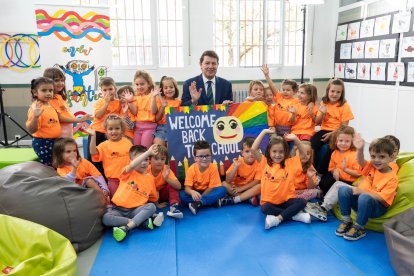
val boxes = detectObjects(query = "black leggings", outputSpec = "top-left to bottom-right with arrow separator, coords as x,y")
261,198 -> 306,221
311,130 -> 332,174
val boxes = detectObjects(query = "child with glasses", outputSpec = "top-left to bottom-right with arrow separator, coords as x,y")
179,140 -> 227,215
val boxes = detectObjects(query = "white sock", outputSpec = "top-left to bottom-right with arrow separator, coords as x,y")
234,196 -> 241,203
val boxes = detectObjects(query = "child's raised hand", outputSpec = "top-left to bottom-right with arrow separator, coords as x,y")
287,106 -> 296,114
33,101 -> 44,117
319,104 -> 327,114
353,133 -> 365,150
104,92 -> 111,103
85,128 -> 96,136
261,64 -> 269,76
340,158 -> 347,170
148,144 -> 159,156
151,87 -> 162,98
70,158 -> 80,168
80,114 -> 93,122
333,169 -> 340,181
232,157 -> 241,168
262,128 -> 275,135
162,165 -> 171,179
307,166 -> 317,178
284,133 -> 298,142
124,91 -> 134,102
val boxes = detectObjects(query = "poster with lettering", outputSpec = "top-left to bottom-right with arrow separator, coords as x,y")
166,102 -> 269,181
35,4 -> 111,138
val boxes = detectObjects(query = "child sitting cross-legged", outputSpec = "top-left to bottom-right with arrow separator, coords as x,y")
102,144 -> 163,242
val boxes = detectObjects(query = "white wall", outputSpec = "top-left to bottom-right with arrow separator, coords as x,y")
0,0 -> 337,84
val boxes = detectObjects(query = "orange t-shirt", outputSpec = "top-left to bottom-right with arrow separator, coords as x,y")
49,94 -> 75,120
184,163 -> 222,191
148,164 -> 180,191
226,155 -> 266,187
111,169 -> 158,208
26,102 -> 61,138
57,158 -> 101,185
318,102 -> 354,131
260,155 -> 301,205
90,99 -> 121,133
328,150 -> 362,183
273,94 -> 298,127
132,94 -> 161,122
267,103 -> 276,127
158,98 -> 181,125
291,104 -> 318,136
91,137 -> 132,178
293,164 -> 317,190
358,161 -> 398,207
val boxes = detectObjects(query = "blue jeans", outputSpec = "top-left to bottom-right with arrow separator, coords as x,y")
180,186 -> 227,206
261,198 -> 307,220
338,185 -> 388,226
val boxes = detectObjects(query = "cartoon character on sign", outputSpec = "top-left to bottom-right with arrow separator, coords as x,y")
94,66 -> 108,90
213,116 -> 244,144
57,60 -> 95,93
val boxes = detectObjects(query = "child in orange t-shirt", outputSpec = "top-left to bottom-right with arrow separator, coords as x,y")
148,145 -> 183,218
244,80 -> 265,102
53,138 -> 109,203
88,115 -> 133,197
251,128 -> 311,230
180,140 -> 227,215
220,137 -> 264,206
102,144 -> 162,242
44,67 -> 92,138
132,70 -> 159,147
263,86 -> 276,128
336,135 -> 398,241
117,85 -> 136,141
311,78 -> 354,174
153,76 -> 182,146
26,77 -> 61,166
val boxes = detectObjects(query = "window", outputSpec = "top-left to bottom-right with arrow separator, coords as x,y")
214,0 -> 304,67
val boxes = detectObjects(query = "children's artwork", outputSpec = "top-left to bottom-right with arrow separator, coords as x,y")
360,19 -> 375,38
357,63 -> 371,80
336,24 -> 348,41
352,41 -> 365,59
340,43 -> 352,59
364,40 -> 380,59
334,63 -> 345,78
374,15 -> 391,36
347,22 -> 360,40
387,62 -> 405,82
379,39 -> 397,59
407,62 -> 414,82
392,11 -> 411,33
344,63 -> 357,79
371,63 -> 386,81
401,36 -> 414,58
166,102 -> 268,180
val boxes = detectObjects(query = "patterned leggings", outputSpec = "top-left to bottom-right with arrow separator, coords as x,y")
32,137 -> 55,167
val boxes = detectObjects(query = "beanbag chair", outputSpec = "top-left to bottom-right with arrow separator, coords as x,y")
0,161 -> 106,252
0,214 -> 77,275
333,153 -> 414,232
384,207 -> 414,275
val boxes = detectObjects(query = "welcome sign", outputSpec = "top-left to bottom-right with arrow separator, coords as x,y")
166,102 -> 268,181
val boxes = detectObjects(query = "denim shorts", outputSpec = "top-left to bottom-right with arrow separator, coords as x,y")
154,124 -> 167,141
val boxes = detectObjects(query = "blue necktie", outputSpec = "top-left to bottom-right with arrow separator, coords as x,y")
206,80 -> 214,105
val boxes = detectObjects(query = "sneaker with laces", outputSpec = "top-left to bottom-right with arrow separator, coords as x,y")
249,195 -> 259,206
343,225 -> 366,241
219,196 -> 235,206
265,215 -> 281,230
153,212 -> 164,227
335,221 -> 353,236
189,202 -> 201,215
167,204 -> 184,219
113,226 -> 127,242
304,202 -> 327,222
292,211 -> 311,223
140,218 -> 154,230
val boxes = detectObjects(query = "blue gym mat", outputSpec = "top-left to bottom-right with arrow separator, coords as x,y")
90,204 -> 395,275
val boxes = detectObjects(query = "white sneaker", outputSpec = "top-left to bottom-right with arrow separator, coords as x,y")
292,211 -> 311,224
265,215 -> 280,229
153,212 -> 164,227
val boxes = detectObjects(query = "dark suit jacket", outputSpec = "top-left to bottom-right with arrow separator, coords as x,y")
181,74 -> 233,106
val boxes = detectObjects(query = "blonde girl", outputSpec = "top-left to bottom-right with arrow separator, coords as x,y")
244,80 -> 265,102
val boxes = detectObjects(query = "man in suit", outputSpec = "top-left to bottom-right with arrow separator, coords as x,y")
181,50 -> 233,106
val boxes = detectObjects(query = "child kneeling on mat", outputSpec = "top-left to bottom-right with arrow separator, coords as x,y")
102,144 -> 163,242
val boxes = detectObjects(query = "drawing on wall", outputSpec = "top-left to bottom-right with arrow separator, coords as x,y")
392,11 -> 411,33
387,62 -> 405,82
374,15 -> 391,36
352,41 -> 365,59
357,63 -> 371,80
407,62 -> 414,82
335,63 -> 345,78
364,40 -> 380,59
347,22 -> 360,40
336,24 -> 348,41
340,43 -> 352,59
370,63 -> 386,81
360,19 -> 375,38
401,36 -> 414,58
379,39 -> 397,59
345,63 -> 357,79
